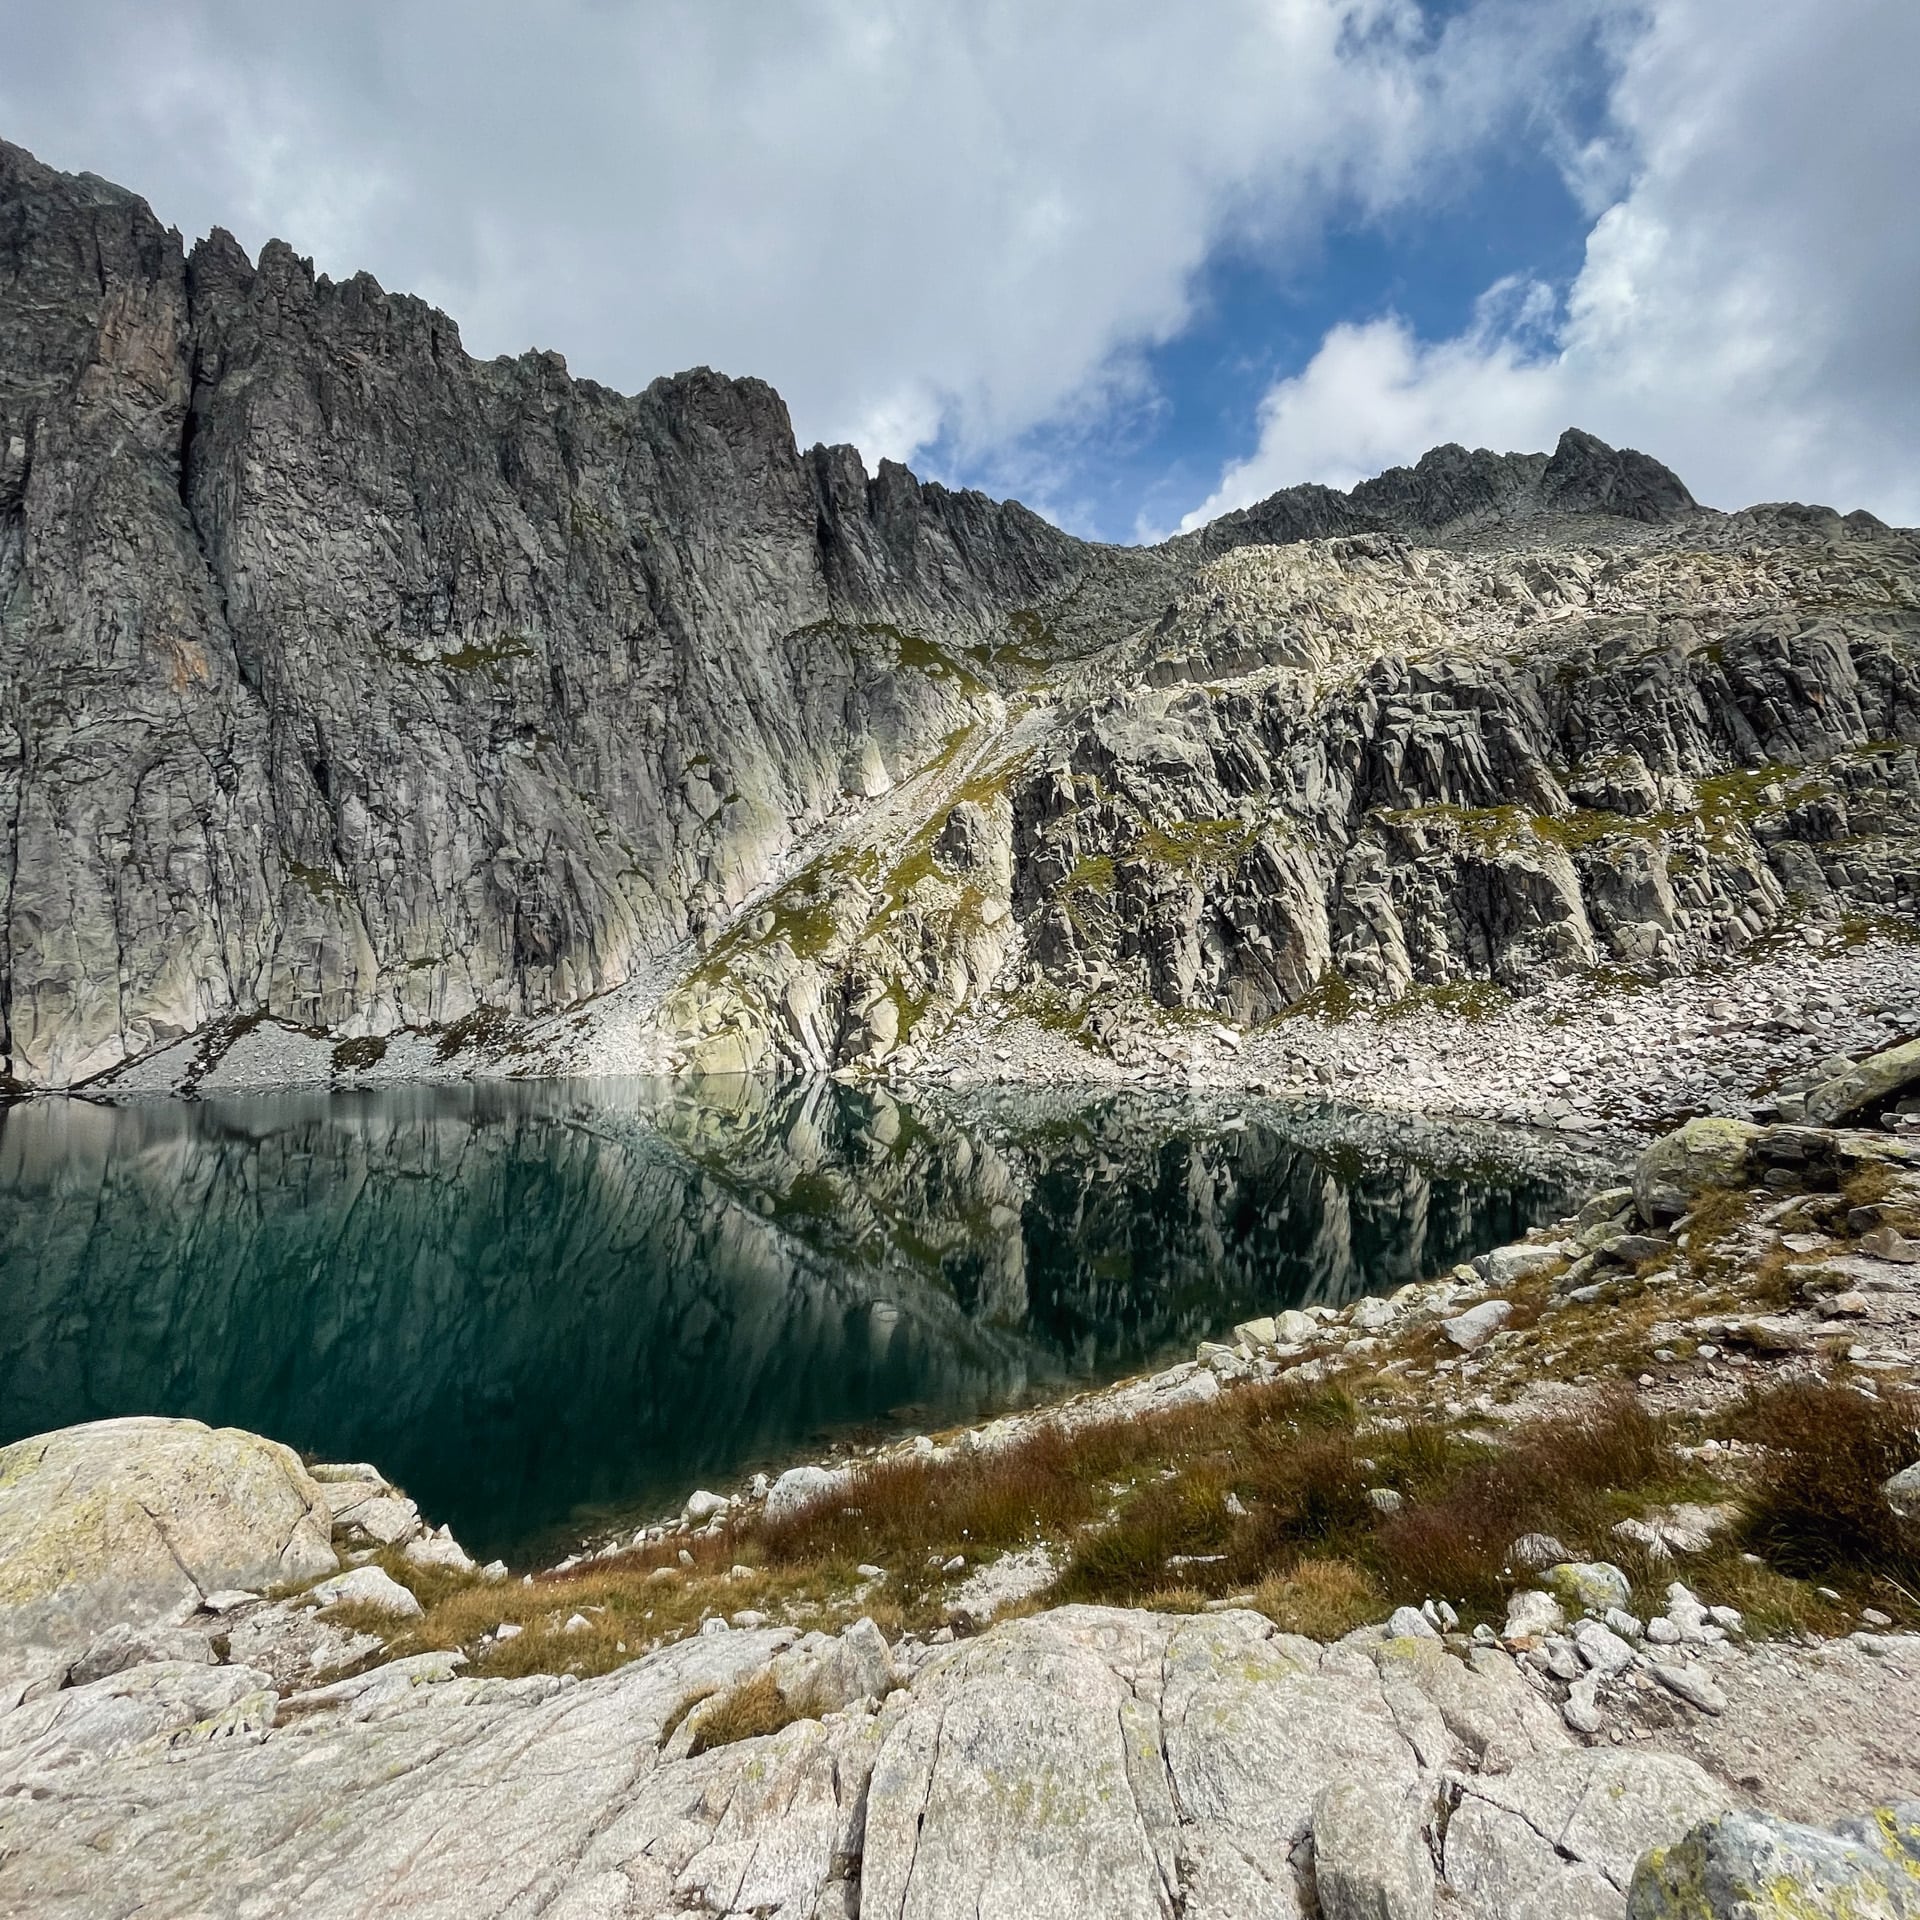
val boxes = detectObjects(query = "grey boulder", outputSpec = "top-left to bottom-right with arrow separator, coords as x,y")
1628,1804 -> 1920,1917
308,1566 -> 424,1620
763,1464 -> 854,1524
1803,1040 -> 1920,1128
0,1418 -> 337,1662
1633,1119 -> 1758,1225
1442,1300 -> 1514,1351
1884,1463 -> 1920,1523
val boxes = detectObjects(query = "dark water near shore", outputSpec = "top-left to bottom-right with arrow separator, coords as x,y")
0,1078 -> 1591,1560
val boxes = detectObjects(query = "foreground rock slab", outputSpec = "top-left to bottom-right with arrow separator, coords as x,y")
1629,1804 -> 1920,1918
11,1597 -> 1905,1920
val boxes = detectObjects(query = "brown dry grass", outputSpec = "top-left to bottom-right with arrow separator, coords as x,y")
687,1671 -> 808,1755
1841,1162 -> 1901,1215
321,1552 -> 862,1682
303,1244 -> 1920,1681
1253,1558 -> 1384,1638
1045,1388 -> 1703,1621
1734,1380 -> 1920,1606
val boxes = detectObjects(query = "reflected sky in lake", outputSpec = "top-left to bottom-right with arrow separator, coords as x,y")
0,1078 -> 1592,1559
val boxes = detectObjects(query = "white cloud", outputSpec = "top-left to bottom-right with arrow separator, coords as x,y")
1184,0 -> 1920,529
0,0 -> 1610,475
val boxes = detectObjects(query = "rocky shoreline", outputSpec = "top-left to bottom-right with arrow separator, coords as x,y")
921,929 -> 1920,1138
6,1046 -> 1920,1916
58,930 -> 1916,1166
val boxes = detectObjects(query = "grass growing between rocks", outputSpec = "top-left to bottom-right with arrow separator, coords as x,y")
1732,1381 -> 1920,1602
315,1361 -> 1920,1684
323,1555 -> 868,1682
1045,1388 -> 1708,1625
684,1671 -> 809,1755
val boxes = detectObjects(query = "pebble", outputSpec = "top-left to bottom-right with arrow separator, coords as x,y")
1652,1662 -> 1728,1715
1563,1674 -> 1606,1734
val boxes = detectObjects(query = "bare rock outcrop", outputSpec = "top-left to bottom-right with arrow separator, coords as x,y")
8,1580 -> 1915,1920
16,136 -> 1911,1093
0,1417 -> 336,1669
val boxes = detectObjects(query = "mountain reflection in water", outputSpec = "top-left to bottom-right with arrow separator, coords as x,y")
0,1078 -> 1594,1559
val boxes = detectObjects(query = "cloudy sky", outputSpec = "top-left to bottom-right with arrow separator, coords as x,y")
3,0 -> 1914,539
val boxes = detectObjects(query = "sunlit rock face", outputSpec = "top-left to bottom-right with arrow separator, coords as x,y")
0,1081 -> 1580,1555
5,135 -> 1913,1090
0,139 -> 1070,1088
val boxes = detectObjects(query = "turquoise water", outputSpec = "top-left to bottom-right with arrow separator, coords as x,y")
0,1078 -> 1585,1561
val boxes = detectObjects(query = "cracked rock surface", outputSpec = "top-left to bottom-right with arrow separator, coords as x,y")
4,1594 -> 1916,1919
0,1418 -> 336,1673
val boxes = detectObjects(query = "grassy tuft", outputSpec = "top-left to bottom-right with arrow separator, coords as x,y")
1045,1384 -> 1686,1620
1253,1558 -> 1383,1638
687,1671 -> 808,1755
1736,1381 -> 1920,1599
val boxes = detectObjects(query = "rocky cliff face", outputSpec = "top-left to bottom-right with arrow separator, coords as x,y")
3,136 -> 1915,1092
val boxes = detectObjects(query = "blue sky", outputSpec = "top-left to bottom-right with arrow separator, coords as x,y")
4,0 -> 1916,537
934,132 -> 1605,539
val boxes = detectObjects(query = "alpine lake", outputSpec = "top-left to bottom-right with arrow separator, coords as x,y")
0,1078 -> 1601,1563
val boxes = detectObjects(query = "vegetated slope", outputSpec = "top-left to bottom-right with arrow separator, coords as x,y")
1,133 -> 1914,1091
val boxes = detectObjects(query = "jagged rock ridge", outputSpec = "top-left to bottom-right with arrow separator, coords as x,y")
1,135 -> 1913,1091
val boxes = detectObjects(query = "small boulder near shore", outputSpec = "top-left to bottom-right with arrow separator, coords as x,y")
1633,1117 -> 1759,1224
0,1417 -> 337,1663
